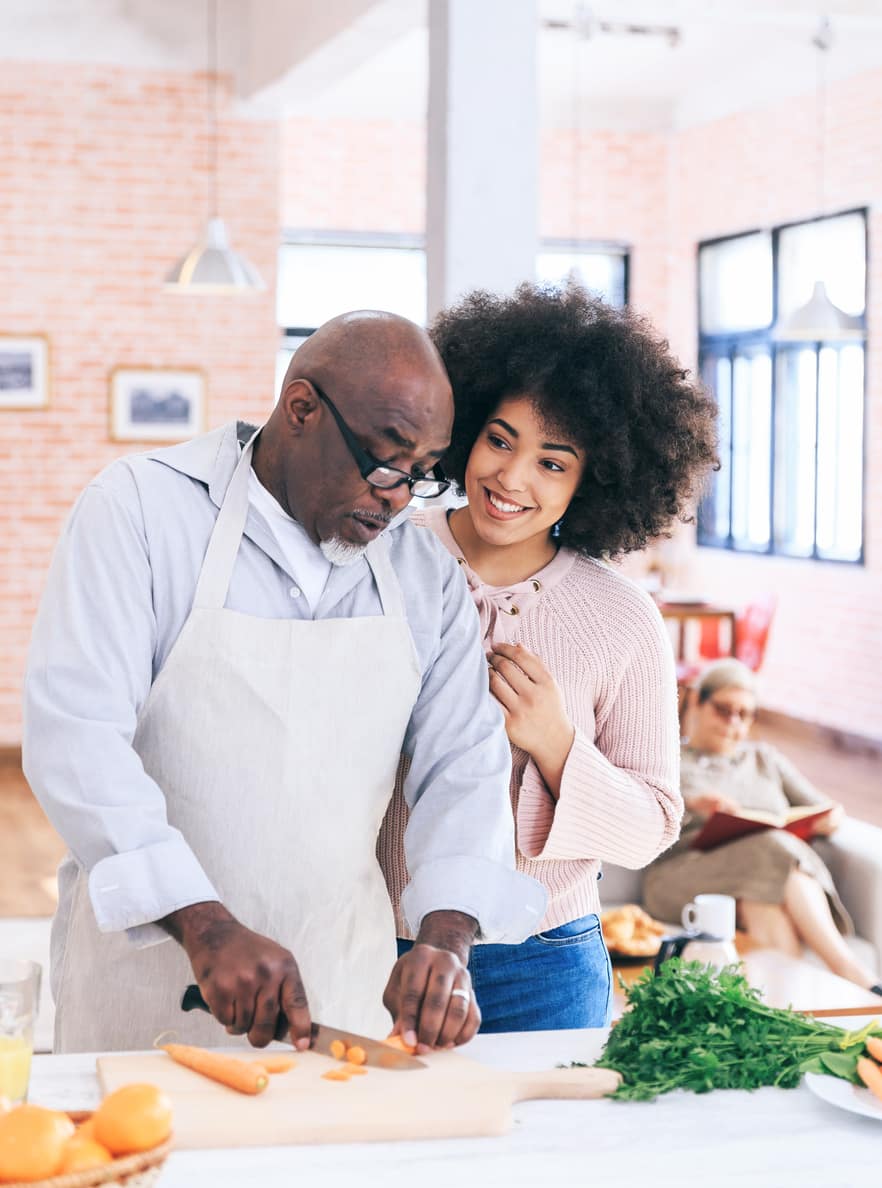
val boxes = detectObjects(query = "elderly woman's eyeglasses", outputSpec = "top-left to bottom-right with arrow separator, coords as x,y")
309,381 -> 450,499
708,698 -> 756,725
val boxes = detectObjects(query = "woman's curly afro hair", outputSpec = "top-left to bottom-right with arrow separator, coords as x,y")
431,281 -> 719,558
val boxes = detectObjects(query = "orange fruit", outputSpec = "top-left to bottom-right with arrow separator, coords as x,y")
75,1115 -> 97,1140
59,1134 -> 113,1172
0,1103 -> 76,1181
93,1083 -> 172,1156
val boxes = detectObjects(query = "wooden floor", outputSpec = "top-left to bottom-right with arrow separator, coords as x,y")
1,717 -> 880,918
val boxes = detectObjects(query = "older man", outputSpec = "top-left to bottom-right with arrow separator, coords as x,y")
23,312 -> 545,1054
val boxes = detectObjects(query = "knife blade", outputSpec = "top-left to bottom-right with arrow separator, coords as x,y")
181,983 -> 427,1071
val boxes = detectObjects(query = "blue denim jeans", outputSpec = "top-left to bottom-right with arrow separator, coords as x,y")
397,913 -> 613,1032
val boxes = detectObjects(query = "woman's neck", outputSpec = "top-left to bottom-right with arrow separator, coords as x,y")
448,505 -> 558,586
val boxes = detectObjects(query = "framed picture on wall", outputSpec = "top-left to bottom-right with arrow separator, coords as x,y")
109,368 -> 205,442
0,335 -> 49,409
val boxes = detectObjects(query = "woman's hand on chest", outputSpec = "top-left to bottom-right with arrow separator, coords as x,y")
488,642 -> 575,795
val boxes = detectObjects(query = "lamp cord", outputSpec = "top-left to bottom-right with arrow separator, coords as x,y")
208,0 -> 219,218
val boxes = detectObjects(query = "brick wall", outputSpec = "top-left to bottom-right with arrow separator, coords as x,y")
0,64 -> 280,745
2,61 -> 880,745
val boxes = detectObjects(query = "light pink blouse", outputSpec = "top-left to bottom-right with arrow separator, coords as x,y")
377,507 -> 683,935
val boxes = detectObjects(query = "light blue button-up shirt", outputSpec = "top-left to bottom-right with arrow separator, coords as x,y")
23,423 -> 546,947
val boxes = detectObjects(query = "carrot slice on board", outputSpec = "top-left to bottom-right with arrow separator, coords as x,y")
321,1069 -> 352,1082
345,1046 -> 367,1066
329,1040 -> 347,1061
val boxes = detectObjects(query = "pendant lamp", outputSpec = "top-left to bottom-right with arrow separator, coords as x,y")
772,18 -> 862,343
165,0 -> 264,294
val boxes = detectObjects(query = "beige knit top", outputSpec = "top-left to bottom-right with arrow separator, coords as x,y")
377,508 -> 683,936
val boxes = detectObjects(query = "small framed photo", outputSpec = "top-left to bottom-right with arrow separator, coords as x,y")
0,335 -> 49,409
109,367 -> 205,442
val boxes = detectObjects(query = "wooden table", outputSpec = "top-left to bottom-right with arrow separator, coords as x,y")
656,600 -> 738,662
29,1027 -> 882,1187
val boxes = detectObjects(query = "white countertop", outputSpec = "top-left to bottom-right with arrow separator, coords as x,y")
30,1026 -> 881,1188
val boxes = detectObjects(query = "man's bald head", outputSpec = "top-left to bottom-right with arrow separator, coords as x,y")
255,310 -> 453,556
282,311 -> 449,415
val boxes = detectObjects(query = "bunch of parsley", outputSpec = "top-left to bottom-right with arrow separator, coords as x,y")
589,959 -> 881,1102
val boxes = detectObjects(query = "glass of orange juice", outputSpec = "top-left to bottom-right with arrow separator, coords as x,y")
0,960 -> 41,1105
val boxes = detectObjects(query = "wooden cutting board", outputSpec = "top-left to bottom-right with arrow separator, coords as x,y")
97,1046 -> 620,1148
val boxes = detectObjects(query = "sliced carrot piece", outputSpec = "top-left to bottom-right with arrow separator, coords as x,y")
329,1039 -> 347,1061
321,1068 -> 352,1082
345,1064 -> 368,1075
384,1033 -> 417,1055
345,1045 -> 367,1066
251,1054 -> 296,1074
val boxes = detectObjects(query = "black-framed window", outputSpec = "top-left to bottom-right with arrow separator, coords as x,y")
697,210 -> 866,564
275,231 -> 630,397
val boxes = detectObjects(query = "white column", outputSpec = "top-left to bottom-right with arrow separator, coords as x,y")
426,0 -> 539,319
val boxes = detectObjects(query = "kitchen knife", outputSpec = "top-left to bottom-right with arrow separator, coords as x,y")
181,984 -> 427,1071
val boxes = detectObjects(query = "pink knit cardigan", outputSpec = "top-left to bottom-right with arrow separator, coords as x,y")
377,507 -> 683,936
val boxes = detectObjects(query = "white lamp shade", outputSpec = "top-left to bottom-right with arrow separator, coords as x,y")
772,280 -> 864,342
165,218 -> 265,294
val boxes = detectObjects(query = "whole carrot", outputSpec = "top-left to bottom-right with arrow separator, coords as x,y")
865,1035 -> 882,1063
856,1056 -> 882,1104
160,1044 -> 269,1095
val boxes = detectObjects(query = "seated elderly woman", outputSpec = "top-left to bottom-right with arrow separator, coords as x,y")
643,658 -> 881,994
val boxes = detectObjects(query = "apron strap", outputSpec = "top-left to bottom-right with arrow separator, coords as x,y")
192,429 -> 258,610
194,426 -> 409,621
365,536 -> 407,620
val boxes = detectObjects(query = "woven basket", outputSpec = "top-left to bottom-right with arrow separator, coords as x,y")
5,1113 -> 172,1188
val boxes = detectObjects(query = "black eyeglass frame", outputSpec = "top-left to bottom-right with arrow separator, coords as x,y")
307,380 -> 451,499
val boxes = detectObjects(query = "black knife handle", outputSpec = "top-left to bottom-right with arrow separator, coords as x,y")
181,984 -> 211,1014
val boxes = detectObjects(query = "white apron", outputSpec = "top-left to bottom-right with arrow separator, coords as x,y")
52,432 -> 422,1052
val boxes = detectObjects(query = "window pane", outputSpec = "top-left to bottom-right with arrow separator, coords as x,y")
536,250 -> 626,307
277,244 -> 427,329
816,345 -> 864,560
698,355 -> 732,544
777,212 -> 866,321
700,233 -> 773,334
730,352 -> 771,549
774,348 -> 817,557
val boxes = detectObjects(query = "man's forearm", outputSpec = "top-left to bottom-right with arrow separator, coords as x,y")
415,909 -> 479,966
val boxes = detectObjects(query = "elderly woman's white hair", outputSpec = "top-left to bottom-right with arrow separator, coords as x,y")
693,658 -> 758,703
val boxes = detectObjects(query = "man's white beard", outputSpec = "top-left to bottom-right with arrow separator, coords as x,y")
319,535 -> 368,567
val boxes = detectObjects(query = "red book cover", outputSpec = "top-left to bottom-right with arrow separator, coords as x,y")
690,805 -> 831,852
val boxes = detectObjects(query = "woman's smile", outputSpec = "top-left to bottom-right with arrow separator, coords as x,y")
483,486 -> 535,519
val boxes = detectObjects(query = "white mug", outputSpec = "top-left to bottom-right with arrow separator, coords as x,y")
681,893 -> 736,940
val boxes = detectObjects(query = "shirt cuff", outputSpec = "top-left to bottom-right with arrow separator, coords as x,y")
400,856 -> 547,944
87,834 -> 220,948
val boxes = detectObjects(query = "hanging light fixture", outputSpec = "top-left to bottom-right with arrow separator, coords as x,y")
772,17 -> 862,342
165,0 -> 264,294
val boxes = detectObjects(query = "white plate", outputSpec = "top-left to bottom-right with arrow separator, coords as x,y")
804,1071 -> 882,1121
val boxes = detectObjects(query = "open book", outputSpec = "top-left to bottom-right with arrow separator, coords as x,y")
690,802 -> 832,852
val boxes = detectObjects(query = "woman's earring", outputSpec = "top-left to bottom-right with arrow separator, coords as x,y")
551,519 -> 563,540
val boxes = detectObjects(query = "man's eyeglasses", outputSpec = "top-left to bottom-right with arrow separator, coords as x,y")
708,698 -> 756,725
309,381 -> 450,500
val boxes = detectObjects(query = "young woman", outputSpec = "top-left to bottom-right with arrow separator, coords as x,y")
377,282 -> 719,1033
643,658 -> 882,995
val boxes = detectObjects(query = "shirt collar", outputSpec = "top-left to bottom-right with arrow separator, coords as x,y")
144,421 -> 259,510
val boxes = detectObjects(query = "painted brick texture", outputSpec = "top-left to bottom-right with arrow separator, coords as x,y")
0,64 -> 280,745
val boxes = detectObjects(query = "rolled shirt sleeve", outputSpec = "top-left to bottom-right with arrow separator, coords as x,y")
398,548 -> 547,942
22,477 -> 219,946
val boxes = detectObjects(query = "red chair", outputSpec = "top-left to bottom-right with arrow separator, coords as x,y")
675,594 -> 777,719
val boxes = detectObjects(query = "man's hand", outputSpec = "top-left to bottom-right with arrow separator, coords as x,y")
161,902 -> 310,1050
809,801 -> 845,837
383,910 -> 480,1053
488,643 -> 574,795
685,792 -> 741,817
